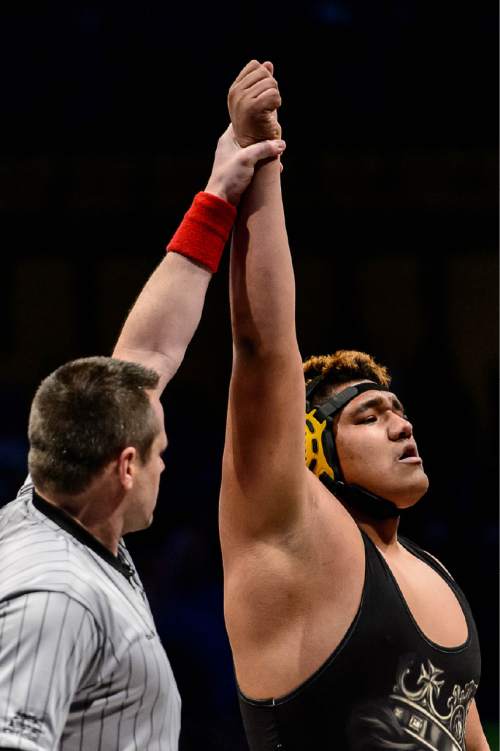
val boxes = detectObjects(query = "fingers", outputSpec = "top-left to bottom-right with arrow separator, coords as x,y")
252,86 -> 282,110
233,59 -> 262,84
229,73 -> 281,115
230,59 -> 275,94
241,138 -> 286,166
245,76 -> 280,101
240,68 -> 276,93
228,59 -> 282,148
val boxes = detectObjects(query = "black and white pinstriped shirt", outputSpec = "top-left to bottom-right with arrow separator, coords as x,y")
0,480 -> 181,750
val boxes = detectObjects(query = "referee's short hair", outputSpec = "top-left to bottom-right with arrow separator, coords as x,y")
28,356 -> 160,496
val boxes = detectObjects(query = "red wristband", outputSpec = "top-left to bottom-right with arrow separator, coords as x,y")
166,192 -> 237,274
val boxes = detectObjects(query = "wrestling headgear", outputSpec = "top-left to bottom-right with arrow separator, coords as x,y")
305,376 -> 401,519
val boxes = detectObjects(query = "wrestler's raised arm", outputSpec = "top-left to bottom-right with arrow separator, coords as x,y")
220,61 -> 307,544
113,125 -> 285,395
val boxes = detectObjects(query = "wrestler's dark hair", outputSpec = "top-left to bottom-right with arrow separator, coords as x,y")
303,350 -> 391,407
28,356 -> 160,496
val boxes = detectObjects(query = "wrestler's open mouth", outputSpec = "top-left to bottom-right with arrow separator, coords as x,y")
398,445 -> 421,463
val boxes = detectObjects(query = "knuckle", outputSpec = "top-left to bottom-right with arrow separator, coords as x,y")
238,151 -> 253,166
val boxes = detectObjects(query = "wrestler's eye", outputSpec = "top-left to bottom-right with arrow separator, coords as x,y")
360,415 -> 376,424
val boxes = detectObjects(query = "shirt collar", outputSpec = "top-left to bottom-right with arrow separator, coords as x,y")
32,490 -> 134,579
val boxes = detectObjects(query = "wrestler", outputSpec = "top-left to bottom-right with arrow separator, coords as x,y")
219,60 -> 489,751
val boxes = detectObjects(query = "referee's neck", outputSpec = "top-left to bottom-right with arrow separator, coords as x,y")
34,474 -> 127,557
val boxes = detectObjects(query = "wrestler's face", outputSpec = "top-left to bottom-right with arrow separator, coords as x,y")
334,382 -> 429,507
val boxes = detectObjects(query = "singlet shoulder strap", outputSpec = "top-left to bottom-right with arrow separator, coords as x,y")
397,535 -> 479,645
398,535 -> 455,583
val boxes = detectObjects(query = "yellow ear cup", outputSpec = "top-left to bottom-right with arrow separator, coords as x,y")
305,409 -> 335,480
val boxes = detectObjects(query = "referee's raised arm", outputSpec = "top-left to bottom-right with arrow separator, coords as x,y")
113,127 -> 285,396
0,105 -> 284,751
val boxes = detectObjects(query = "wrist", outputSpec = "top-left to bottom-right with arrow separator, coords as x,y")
204,179 -> 231,206
166,192 -> 237,274
233,121 -> 282,148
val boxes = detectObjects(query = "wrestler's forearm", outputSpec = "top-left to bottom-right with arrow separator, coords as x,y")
113,252 -> 211,394
222,154 -> 306,536
230,159 -> 298,358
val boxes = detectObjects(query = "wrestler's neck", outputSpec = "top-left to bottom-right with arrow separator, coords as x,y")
351,509 -> 400,551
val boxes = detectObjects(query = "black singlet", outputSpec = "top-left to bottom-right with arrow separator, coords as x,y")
238,530 -> 481,751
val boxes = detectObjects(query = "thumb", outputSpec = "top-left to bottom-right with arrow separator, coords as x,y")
262,61 -> 274,75
243,138 -> 286,165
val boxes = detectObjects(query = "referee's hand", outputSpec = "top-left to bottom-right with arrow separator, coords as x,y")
205,124 -> 285,206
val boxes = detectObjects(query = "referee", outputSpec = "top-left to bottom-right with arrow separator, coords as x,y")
0,128 -> 284,750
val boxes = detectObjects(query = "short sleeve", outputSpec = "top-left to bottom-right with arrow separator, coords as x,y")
0,591 -> 101,750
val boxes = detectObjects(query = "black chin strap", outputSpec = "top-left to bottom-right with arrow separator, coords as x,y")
319,473 -> 402,520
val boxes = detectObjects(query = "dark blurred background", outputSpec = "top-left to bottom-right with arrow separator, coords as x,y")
0,1 -> 498,748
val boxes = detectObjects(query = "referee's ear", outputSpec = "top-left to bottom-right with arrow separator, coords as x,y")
117,446 -> 137,491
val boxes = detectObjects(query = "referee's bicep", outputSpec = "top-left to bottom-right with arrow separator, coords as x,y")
0,591 -> 100,750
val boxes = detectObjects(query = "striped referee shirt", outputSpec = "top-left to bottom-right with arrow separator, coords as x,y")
0,479 -> 181,751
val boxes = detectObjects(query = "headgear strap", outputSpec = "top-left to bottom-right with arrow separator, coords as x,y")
311,382 -> 388,421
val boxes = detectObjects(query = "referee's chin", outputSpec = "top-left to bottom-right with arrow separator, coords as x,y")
124,513 -> 154,536
140,512 -> 155,531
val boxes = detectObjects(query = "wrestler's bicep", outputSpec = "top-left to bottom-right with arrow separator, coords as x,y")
220,348 -> 308,543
